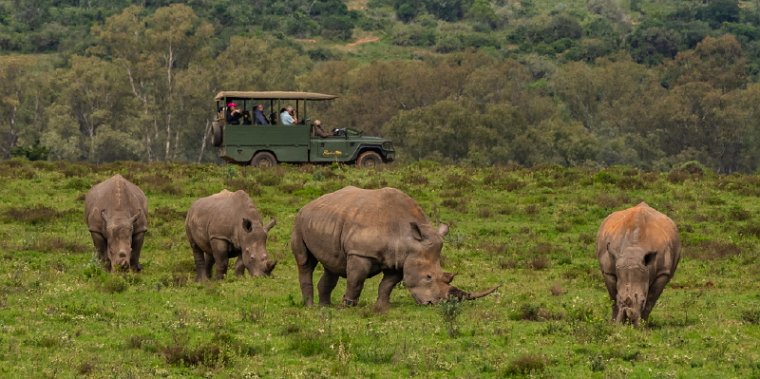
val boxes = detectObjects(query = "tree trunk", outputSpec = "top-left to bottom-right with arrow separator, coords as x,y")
197,119 -> 210,163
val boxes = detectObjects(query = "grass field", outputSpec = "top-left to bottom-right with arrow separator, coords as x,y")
0,159 -> 758,378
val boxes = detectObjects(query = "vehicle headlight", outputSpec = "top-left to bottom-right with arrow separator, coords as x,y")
382,142 -> 394,151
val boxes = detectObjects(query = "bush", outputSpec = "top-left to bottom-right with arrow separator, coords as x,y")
504,354 -> 548,375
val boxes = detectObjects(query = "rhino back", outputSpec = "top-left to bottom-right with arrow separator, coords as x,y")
186,190 -> 262,246
85,175 -> 148,232
597,202 -> 680,276
295,186 -> 429,273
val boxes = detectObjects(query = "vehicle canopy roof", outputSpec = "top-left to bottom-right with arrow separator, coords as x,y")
215,91 -> 338,101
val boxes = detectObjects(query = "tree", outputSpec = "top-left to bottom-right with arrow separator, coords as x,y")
42,56 -> 137,161
663,34 -> 746,92
699,0 -> 740,28
0,56 -> 51,158
628,26 -> 682,65
92,4 -> 213,161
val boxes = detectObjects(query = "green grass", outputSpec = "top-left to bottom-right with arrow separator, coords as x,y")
0,159 -> 758,377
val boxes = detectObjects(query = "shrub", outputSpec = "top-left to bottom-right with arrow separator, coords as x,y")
504,354 -> 547,375
440,299 -> 462,337
99,276 -> 128,293
741,309 -> 760,324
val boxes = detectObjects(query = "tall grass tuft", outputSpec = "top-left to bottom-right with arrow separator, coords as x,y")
504,353 -> 547,376
440,299 -> 462,337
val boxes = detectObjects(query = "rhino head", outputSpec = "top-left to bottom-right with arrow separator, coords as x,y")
613,246 -> 657,326
101,209 -> 140,271
235,217 -> 277,277
403,223 -> 498,304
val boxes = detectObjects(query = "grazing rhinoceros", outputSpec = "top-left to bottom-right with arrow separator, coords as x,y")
596,202 -> 681,325
185,189 -> 276,281
84,174 -> 148,272
291,186 -> 498,307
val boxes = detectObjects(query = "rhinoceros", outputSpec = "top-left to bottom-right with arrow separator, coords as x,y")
291,186 -> 498,307
84,174 -> 148,272
185,189 -> 276,281
596,202 -> 681,325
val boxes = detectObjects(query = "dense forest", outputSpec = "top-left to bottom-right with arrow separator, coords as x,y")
2,0 -> 760,172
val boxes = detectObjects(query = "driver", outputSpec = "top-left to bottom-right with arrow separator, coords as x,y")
312,119 -> 332,138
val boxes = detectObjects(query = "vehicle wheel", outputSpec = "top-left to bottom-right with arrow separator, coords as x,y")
211,121 -> 223,147
251,152 -> 277,168
356,151 -> 383,168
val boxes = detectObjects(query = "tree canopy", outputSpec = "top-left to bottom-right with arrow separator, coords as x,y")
2,0 -> 760,172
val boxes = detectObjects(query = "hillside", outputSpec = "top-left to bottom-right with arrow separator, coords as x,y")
0,160 -> 758,376
2,1 -> 760,171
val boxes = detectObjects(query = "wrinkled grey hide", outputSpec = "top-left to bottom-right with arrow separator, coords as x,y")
291,186 -> 497,307
185,189 -> 276,281
84,174 -> 148,272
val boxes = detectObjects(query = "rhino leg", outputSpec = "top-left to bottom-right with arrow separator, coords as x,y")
603,272 -> 619,321
292,231 -> 318,306
641,275 -> 671,321
234,258 -> 246,277
204,254 -> 215,279
190,242 -> 208,281
343,255 -> 372,306
90,232 -> 110,270
210,239 -> 229,280
297,255 -> 318,306
317,270 -> 339,305
375,270 -> 403,309
130,231 -> 145,273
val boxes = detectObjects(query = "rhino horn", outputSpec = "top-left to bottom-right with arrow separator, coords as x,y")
264,218 -> 276,232
448,285 -> 500,301
265,260 -> 277,274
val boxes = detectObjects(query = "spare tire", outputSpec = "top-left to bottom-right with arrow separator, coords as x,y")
211,121 -> 223,147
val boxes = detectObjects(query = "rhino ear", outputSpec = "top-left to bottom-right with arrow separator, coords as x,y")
442,272 -> 456,284
644,251 -> 657,266
410,222 -> 425,241
100,209 -> 109,225
128,209 -> 141,224
264,218 -> 276,232
242,218 -> 253,232
437,224 -> 449,237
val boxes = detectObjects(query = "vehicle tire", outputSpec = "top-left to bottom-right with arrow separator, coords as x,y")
355,151 -> 383,168
251,152 -> 277,168
211,121 -> 223,147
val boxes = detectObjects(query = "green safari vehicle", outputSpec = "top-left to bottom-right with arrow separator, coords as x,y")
211,91 -> 395,167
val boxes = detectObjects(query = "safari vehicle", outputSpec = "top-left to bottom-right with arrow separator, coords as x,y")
211,91 -> 395,167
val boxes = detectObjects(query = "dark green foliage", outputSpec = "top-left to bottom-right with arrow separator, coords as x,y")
699,0 -> 740,28
423,0 -> 474,22
10,144 -> 49,161
629,26 -> 682,65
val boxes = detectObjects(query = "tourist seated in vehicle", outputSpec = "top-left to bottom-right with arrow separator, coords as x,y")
312,120 -> 332,138
226,102 -> 243,125
280,105 -> 298,125
253,104 -> 269,125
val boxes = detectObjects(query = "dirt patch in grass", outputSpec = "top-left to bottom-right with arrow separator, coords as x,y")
152,206 -> 186,224
686,240 -> 741,260
2,206 -> 68,225
224,178 -> 262,196
22,236 -> 90,254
